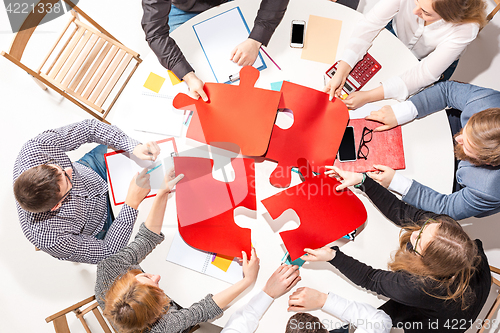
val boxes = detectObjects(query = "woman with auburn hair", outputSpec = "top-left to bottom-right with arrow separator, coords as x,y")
95,170 -> 260,333
324,0 -> 487,109
290,166 -> 491,333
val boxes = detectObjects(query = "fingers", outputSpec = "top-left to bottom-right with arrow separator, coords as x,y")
230,47 -> 237,61
198,88 -> 208,102
232,50 -> 242,65
373,164 -> 390,172
250,247 -> 258,261
335,182 -> 349,191
241,250 -> 248,263
146,141 -> 161,160
373,124 -> 392,132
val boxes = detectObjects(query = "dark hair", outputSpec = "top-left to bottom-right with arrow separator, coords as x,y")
285,313 -> 328,333
13,165 -> 62,212
103,269 -> 170,333
433,0 -> 487,28
389,215 -> 480,309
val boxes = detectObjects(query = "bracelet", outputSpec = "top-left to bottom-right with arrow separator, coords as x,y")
354,173 -> 367,189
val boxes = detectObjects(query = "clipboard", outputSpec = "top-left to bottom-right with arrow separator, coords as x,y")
104,138 -> 178,206
192,7 -> 267,84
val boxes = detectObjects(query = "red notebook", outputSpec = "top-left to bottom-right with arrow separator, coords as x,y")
333,119 -> 405,172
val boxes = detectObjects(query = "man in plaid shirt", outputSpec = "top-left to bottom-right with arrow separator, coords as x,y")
13,119 -> 160,264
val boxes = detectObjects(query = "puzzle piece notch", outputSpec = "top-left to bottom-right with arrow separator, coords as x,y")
262,158 -> 367,261
174,156 -> 256,257
265,81 -> 349,188
173,66 -> 281,156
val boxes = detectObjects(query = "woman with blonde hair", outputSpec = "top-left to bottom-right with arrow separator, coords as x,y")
325,0 -> 487,109
292,166 -> 491,333
95,170 -> 260,333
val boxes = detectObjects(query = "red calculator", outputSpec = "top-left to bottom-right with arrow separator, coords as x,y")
325,53 -> 381,96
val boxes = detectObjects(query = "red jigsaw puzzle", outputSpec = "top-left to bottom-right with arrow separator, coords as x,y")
261,158 -> 367,261
174,156 -> 256,257
172,66 -> 281,156
265,81 -> 349,188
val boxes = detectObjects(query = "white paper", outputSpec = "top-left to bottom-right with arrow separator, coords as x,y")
166,232 -> 243,284
193,7 -> 265,83
105,139 -> 177,205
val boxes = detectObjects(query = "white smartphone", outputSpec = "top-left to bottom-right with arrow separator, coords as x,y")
338,126 -> 357,162
290,20 -> 305,48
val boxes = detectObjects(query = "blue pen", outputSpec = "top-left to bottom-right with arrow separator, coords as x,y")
146,163 -> 162,174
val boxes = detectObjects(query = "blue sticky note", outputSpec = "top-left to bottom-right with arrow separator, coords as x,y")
270,81 -> 284,91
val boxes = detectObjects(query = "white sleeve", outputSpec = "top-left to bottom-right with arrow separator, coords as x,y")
391,101 -> 418,125
382,23 -> 479,100
221,291 -> 274,333
388,172 -> 413,196
321,293 -> 392,333
341,0 -> 401,68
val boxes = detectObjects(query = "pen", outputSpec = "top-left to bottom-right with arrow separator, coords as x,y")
260,47 -> 281,70
146,163 -> 162,174
229,73 -> 240,82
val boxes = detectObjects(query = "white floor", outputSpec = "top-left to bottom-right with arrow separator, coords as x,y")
1,0 -> 499,332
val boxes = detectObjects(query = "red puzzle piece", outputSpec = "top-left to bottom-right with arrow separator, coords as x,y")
261,158 -> 367,261
265,81 -> 349,188
174,156 -> 256,257
334,118 -> 405,172
172,66 -> 281,156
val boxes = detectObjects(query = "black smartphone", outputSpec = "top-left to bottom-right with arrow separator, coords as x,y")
290,20 -> 305,48
338,126 -> 357,162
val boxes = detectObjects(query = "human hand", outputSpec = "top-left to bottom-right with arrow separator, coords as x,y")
230,38 -> 262,66
242,248 -> 260,285
158,168 -> 184,195
183,71 -> 208,102
323,61 -> 351,101
324,166 -> 364,191
287,287 -> 328,312
262,265 -> 301,299
365,105 -> 397,132
343,91 -> 372,109
367,165 -> 395,188
125,168 -> 151,209
133,141 -> 161,161
300,246 -> 336,262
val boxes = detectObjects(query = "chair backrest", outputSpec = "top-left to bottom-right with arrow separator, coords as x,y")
487,0 -> 500,21
477,265 -> 500,333
45,295 -> 115,333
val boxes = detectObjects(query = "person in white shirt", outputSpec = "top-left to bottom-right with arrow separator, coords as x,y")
324,0 -> 486,109
221,265 -> 391,333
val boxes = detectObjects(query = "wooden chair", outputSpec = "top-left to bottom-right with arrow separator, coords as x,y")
488,0 -> 500,21
478,265 -> 500,333
45,295 -> 115,333
1,0 -> 141,124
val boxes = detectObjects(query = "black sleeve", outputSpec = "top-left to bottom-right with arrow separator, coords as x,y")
141,0 -> 194,79
248,0 -> 289,46
328,247 -> 438,309
362,176 -> 438,227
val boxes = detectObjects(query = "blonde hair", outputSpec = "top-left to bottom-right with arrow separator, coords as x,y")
388,216 -> 480,309
466,108 -> 500,166
432,0 -> 487,28
103,269 -> 170,333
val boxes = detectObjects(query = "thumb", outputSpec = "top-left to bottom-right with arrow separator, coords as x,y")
373,124 -> 392,132
373,164 -> 390,172
169,174 -> 185,187
335,183 -> 349,192
199,89 -> 208,102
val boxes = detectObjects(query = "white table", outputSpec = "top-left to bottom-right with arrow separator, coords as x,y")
111,0 -> 455,331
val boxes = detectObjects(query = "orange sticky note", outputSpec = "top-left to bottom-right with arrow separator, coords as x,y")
211,254 -> 234,272
168,70 -> 182,85
144,72 -> 166,93
301,15 -> 342,64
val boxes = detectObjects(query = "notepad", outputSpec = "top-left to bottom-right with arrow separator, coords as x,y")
166,232 -> 243,284
104,138 -> 178,206
193,7 -> 266,83
301,15 -> 342,64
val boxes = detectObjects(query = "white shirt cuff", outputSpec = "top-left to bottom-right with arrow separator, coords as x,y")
388,172 -> 413,196
340,49 -> 359,69
392,101 -> 418,125
381,76 -> 408,101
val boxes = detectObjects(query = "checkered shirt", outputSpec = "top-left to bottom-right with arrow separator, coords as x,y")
13,119 -> 141,264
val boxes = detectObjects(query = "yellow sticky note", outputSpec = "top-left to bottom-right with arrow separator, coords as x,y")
211,254 -> 234,272
144,72 -> 166,93
168,70 -> 182,86
301,15 -> 342,64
